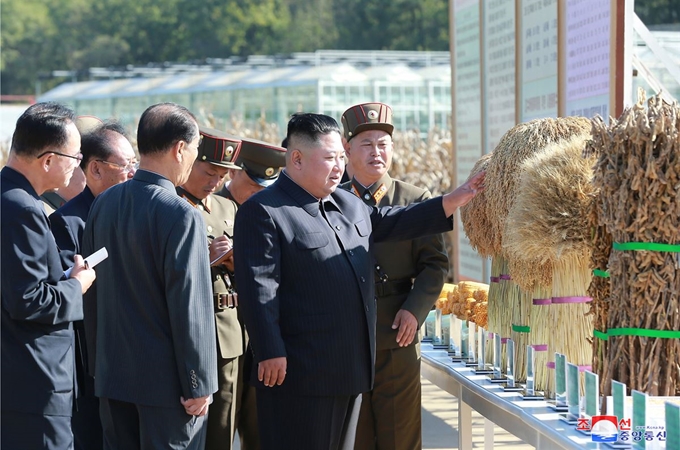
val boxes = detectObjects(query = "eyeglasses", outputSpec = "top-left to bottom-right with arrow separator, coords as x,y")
96,159 -> 138,172
36,151 -> 83,163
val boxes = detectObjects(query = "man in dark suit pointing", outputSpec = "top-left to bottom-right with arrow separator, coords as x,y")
233,113 -> 485,450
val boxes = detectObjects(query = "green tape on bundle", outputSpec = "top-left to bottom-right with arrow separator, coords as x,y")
512,324 -> 531,333
613,242 -> 680,252
594,328 -> 680,340
593,329 -> 609,340
593,269 -> 610,278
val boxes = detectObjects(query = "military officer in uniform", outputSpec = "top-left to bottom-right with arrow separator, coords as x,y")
340,102 -> 449,450
182,128 -> 286,450
177,127 -> 243,450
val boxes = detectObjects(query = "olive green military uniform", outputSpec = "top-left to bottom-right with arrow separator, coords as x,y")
342,173 -> 448,450
340,102 -> 449,450
176,187 -> 244,450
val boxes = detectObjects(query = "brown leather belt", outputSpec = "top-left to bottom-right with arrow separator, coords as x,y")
214,292 -> 238,309
375,279 -> 412,297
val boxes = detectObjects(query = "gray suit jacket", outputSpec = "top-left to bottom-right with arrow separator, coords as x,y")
82,169 -> 217,407
233,172 -> 452,397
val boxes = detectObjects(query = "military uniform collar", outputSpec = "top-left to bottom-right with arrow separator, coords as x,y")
219,183 -> 238,206
350,173 -> 392,205
176,186 -> 211,213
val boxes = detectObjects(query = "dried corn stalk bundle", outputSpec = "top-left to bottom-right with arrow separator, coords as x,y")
582,132 -> 613,392
530,285 -> 554,395
460,153 -> 495,257
592,93 -> 680,396
391,128 -> 453,196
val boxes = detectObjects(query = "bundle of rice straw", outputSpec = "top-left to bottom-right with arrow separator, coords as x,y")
590,93 -> 680,396
484,117 -> 592,385
509,134 -> 597,396
460,153 -> 495,258
529,285 -> 554,394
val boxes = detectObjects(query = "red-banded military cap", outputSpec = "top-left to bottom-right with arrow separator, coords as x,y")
197,126 -> 242,170
236,138 -> 287,187
341,102 -> 394,141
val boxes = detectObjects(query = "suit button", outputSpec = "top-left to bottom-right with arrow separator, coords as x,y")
348,250 -> 354,256
365,304 -> 369,312
360,277 -> 365,282
335,225 -> 341,230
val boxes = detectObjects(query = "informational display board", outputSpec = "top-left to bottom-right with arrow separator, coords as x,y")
453,0 -> 485,281
449,0 -> 624,283
519,0 -> 558,121
483,0 -> 516,152
564,0 -> 611,118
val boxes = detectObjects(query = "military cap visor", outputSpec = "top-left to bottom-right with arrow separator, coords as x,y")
237,138 -> 287,187
341,103 -> 394,141
197,126 -> 242,170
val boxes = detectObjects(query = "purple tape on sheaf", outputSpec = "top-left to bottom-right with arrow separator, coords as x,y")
532,344 -> 548,351
499,274 -> 512,280
501,337 -> 509,344
488,332 -> 495,339
578,365 -> 592,372
532,298 -> 552,305
546,362 -> 556,369
551,296 -> 593,304
490,276 -> 500,283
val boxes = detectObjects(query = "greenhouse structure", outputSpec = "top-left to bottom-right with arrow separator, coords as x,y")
38,50 -> 452,135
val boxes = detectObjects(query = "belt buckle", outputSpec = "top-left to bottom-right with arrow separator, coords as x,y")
216,294 -> 228,310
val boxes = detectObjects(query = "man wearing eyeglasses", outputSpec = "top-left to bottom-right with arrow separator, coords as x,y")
1,102 -> 97,449
49,119 -> 136,450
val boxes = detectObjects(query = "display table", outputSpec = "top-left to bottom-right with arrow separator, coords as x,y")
421,343 -> 603,450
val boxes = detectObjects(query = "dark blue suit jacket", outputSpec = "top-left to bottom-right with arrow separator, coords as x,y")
82,170 -> 218,407
50,187 -> 97,392
1,167 -> 83,416
50,187 -> 95,269
233,172 -> 452,397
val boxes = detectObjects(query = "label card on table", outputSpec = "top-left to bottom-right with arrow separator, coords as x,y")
632,390 -> 646,450
584,371 -> 599,418
666,402 -> 680,450
566,362 -> 579,418
555,353 -> 567,406
612,380 -> 626,421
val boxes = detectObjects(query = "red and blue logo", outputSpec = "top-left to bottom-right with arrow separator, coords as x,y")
590,415 -> 619,442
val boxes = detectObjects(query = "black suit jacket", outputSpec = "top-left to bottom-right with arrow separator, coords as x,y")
82,170 -> 218,407
50,187 -> 95,269
233,172 -> 452,397
1,167 -> 83,416
50,186 -> 97,397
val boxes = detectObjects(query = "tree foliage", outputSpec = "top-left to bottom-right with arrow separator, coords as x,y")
2,0 -> 677,95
